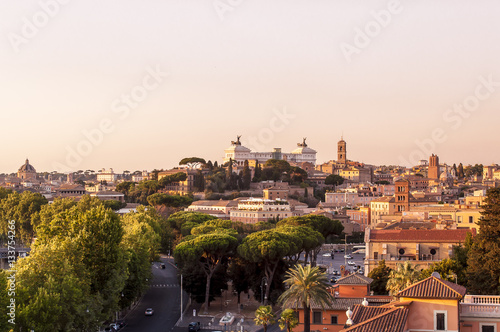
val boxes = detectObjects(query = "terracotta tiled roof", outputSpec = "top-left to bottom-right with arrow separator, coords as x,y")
310,298 -> 363,310
368,229 -> 473,243
341,305 -> 409,332
336,274 -> 373,285
296,297 -> 390,311
350,306 -> 393,324
396,276 -> 466,299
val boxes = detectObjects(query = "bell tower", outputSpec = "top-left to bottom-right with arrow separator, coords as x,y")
338,137 -> 347,165
428,154 -> 440,180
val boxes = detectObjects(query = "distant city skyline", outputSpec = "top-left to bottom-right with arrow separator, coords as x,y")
1,0 -> 499,173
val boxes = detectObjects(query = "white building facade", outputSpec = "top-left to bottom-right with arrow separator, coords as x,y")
223,136 -> 317,166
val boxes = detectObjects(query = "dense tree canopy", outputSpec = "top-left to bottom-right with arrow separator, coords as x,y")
467,188 -> 500,294
368,260 -> 392,295
174,232 -> 238,312
0,191 -> 48,246
13,196 -> 161,330
325,174 -> 344,186
238,229 -> 300,305
179,157 -> 206,167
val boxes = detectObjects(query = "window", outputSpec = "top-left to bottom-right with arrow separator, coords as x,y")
435,311 -> 446,330
330,316 -> 338,324
469,216 -> 474,223
374,252 -> 378,259
313,311 -> 322,324
457,216 -> 462,223
480,324 -> 495,332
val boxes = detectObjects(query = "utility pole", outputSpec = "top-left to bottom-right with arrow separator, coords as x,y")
344,233 -> 347,268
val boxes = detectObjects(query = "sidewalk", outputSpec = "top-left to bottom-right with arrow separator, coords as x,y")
176,282 -> 276,332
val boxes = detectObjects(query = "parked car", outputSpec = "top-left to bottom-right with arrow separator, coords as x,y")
115,320 -> 126,329
109,323 -> 121,331
188,322 -> 201,332
145,308 -> 154,316
160,263 -> 166,269
104,328 -> 116,332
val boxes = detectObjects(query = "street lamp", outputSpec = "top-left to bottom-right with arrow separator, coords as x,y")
221,289 -> 224,312
260,277 -> 268,305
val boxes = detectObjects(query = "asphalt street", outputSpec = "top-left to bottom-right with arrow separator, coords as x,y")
121,257 -> 188,332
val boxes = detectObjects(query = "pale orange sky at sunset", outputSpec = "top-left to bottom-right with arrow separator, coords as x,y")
1,0 -> 499,173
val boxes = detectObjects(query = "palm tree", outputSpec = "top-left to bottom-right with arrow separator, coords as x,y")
279,309 -> 298,332
278,264 -> 335,332
386,261 -> 421,295
254,305 -> 276,332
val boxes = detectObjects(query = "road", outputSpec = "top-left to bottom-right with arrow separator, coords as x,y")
122,256 -> 188,332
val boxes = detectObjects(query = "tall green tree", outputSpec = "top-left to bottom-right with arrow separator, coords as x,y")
194,169 -> 205,192
278,265 -> 334,332
226,158 -> 234,190
242,160 -> 252,190
467,188 -> 500,294
254,305 -> 276,332
238,229 -> 300,305
253,161 -> 262,182
174,232 -> 238,313
457,163 -> 465,178
386,261 -> 420,296
325,174 -> 344,187
451,232 -> 472,286
368,260 -> 392,295
277,215 -> 343,265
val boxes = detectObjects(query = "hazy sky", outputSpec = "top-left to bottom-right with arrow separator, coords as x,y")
1,0 -> 499,173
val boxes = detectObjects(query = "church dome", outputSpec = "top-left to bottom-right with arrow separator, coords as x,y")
18,159 -> 36,173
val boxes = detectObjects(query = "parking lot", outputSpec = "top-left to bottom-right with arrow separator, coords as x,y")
315,249 -> 366,281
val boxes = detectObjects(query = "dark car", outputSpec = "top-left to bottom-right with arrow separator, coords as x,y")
188,322 -> 201,332
115,320 -> 126,328
160,263 -> 166,269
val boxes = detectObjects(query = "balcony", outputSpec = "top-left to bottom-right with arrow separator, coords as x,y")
461,295 -> 500,318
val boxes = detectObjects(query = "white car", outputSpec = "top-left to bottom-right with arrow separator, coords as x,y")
347,261 -> 355,265
322,253 -> 331,257
344,254 -> 353,259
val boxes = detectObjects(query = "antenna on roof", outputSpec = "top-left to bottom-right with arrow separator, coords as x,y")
431,272 -> 441,279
